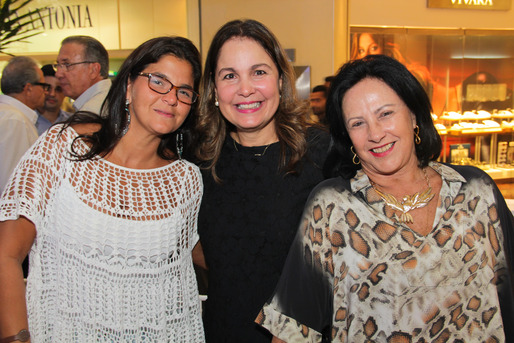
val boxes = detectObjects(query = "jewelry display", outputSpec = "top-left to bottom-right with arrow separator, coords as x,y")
370,168 -> 434,224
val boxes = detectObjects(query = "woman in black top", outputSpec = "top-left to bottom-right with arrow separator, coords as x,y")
193,19 -> 329,342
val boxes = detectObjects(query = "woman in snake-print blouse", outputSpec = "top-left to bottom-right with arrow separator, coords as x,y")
258,55 -> 514,342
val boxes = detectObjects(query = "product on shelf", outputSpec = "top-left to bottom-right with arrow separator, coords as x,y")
492,109 -> 514,119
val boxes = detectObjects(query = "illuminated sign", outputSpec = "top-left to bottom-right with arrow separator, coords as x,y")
427,0 -> 511,10
24,5 -> 93,30
0,0 -> 195,55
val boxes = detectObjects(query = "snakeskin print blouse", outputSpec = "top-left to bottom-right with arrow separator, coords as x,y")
258,162 -> 514,342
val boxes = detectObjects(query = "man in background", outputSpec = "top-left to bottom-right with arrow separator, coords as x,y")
0,56 -> 47,193
309,84 -> 328,125
36,64 -> 71,135
54,35 -> 111,115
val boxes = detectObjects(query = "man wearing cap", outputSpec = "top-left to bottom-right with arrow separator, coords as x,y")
54,35 -> 111,115
35,64 -> 71,135
0,56 -> 47,193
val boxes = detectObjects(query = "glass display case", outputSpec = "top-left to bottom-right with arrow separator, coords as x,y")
350,27 -> 514,183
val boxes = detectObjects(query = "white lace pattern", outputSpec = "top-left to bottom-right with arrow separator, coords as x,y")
0,124 -> 205,342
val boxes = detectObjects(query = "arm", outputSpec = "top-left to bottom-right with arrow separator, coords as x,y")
258,182 -> 336,342
192,241 -> 208,270
0,217 -> 36,340
492,182 -> 514,338
0,125 -> 70,341
272,337 -> 287,343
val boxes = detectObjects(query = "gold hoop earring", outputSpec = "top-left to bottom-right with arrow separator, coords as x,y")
351,146 -> 360,165
414,125 -> 421,145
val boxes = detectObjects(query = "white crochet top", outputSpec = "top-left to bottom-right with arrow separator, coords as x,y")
0,124 -> 205,342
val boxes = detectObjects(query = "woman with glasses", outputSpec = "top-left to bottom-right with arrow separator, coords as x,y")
193,19 -> 329,342
0,36 -> 205,342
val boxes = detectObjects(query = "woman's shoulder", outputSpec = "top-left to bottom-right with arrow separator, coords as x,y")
440,162 -> 493,183
309,176 -> 350,198
306,126 -> 330,145
305,126 -> 330,149
43,122 -> 100,140
70,122 -> 102,136
304,126 -> 330,163
178,158 -> 201,174
39,123 -> 77,146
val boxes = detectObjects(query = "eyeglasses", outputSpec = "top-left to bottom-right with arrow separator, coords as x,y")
52,61 -> 95,72
49,85 -> 63,93
44,85 -> 63,93
138,72 -> 198,105
32,82 -> 51,92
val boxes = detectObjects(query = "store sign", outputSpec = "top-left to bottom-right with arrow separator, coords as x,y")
2,0 -> 119,53
427,0 -> 511,10
1,0 -> 193,54
21,5 -> 94,30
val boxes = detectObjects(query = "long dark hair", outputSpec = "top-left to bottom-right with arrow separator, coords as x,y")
195,19 -> 309,181
324,54 -> 441,179
63,36 -> 201,161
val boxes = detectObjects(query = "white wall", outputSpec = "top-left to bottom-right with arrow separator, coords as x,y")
200,0 -> 337,88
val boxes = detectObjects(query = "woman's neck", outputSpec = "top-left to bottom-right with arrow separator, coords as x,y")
365,161 -> 430,195
230,130 -> 279,147
106,131 -> 169,169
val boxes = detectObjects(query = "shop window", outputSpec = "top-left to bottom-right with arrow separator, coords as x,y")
350,27 -> 514,179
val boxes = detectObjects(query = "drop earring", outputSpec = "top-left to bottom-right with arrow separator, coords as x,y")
122,99 -> 131,136
176,131 -> 183,159
214,95 -> 219,107
414,125 -> 421,145
351,146 -> 360,165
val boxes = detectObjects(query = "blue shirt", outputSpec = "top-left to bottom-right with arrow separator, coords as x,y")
35,109 -> 71,135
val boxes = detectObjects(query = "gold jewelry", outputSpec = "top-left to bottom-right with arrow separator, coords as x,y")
233,139 -> 272,157
370,168 -> 434,224
414,125 -> 421,145
351,146 -> 360,165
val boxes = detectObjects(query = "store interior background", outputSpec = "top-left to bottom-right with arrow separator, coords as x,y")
2,0 -> 514,200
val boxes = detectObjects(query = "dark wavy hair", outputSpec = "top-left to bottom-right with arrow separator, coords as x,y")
323,54 -> 441,179
63,36 -> 201,161
195,19 -> 310,181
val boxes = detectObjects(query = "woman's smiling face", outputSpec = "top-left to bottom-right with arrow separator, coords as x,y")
214,37 -> 282,140
343,77 -> 418,178
126,54 -> 194,138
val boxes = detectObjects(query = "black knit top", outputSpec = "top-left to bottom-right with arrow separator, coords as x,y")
198,127 -> 330,342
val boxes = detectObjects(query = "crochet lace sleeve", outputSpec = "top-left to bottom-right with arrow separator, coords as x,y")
0,124 -> 73,227
178,161 -> 203,250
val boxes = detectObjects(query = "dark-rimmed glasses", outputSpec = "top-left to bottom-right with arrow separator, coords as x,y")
32,82 -> 51,92
138,72 -> 198,105
52,61 -> 96,72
